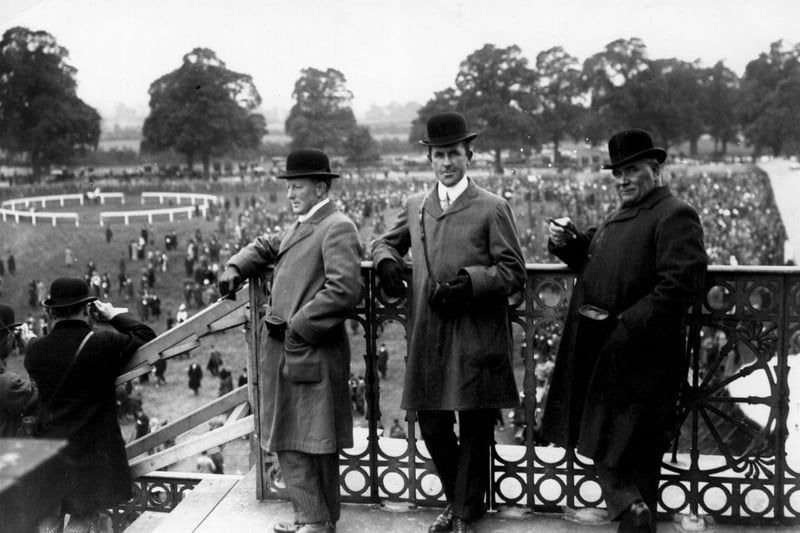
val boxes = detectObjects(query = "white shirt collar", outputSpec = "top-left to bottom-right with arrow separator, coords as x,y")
437,176 -> 469,203
297,198 -> 330,223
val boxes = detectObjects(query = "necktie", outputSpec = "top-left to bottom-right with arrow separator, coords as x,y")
441,194 -> 450,211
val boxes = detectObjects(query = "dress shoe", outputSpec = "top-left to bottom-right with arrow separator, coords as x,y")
618,500 -> 652,533
273,521 -> 298,533
296,522 -> 335,533
452,517 -> 475,533
428,504 -> 453,532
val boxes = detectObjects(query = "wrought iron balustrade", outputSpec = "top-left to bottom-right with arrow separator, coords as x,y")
113,263 -> 800,529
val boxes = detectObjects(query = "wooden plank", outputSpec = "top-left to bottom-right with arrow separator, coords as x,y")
117,284 -> 249,385
127,386 -> 249,459
124,510 -> 166,533
151,476 -> 239,533
129,416 -> 253,477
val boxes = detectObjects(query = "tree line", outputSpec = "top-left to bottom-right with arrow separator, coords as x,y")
2,25 -> 800,178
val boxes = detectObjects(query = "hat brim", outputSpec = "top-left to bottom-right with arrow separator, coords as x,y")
602,148 -> 667,169
419,132 -> 478,147
42,295 -> 98,309
277,171 -> 340,179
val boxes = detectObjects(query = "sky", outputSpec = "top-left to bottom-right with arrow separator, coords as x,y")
2,0 -> 799,122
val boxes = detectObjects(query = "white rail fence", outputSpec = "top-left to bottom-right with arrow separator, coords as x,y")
99,204 -> 208,226
0,207 -> 80,226
0,192 -> 214,227
1,192 -> 124,209
140,192 -> 219,206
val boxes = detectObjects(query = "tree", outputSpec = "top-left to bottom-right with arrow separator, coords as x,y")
703,61 -> 740,157
141,47 -> 266,179
0,27 -> 100,177
285,67 -> 357,152
454,44 -> 539,174
343,125 -> 380,174
581,38 -> 651,142
535,47 -> 585,164
739,40 -> 800,157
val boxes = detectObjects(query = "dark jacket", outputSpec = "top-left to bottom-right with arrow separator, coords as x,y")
372,179 -> 525,410
540,186 -> 707,467
24,314 -> 155,513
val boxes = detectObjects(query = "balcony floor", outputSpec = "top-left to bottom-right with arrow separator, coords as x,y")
135,468 -> 798,533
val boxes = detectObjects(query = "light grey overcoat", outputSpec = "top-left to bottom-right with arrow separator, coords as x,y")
228,201 -> 362,453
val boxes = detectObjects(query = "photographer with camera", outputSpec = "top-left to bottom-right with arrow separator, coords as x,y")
24,277 -> 155,533
371,112 -> 526,533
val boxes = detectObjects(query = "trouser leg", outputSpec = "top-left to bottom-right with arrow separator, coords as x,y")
419,409 -> 495,521
595,448 -> 662,522
277,450 -> 339,524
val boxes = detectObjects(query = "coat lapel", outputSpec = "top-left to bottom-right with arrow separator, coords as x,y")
278,202 -> 337,255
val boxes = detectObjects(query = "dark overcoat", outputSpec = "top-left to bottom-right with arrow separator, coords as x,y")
540,186 -> 707,467
372,179 -> 525,411
228,201 -> 362,454
24,314 -> 155,513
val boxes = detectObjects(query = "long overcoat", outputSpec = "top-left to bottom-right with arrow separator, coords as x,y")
24,314 -> 155,514
228,201 -> 362,454
540,186 -> 707,467
372,179 -> 525,411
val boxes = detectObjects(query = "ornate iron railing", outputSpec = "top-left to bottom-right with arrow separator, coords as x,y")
249,263 -> 800,526
112,263 -> 800,529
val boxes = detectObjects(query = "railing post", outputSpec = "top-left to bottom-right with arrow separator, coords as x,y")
248,278 -> 266,500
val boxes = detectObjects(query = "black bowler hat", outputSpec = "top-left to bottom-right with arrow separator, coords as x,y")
0,303 -> 21,333
278,149 -> 340,179
42,277 -> 97,308
420,112 -> 478,147
603,129 -> 667,170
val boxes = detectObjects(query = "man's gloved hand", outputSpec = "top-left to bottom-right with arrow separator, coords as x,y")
429,274 -> 472,317
218,266 -> 242,297
376,259 -> 405,298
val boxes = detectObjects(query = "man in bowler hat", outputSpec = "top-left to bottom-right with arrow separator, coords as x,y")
372,112 -> 525,533
540,129 -> 707,532
219,149 -> 362,533
24,277 -> 155,532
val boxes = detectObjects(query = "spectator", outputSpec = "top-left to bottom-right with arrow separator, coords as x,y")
0,303 -> 38,437
188,362 -> 203,395
377,343 -> 389,379
7,252 -> 15,276
388,418 -> 406,439
219,149 -> 362,533
541,130 -> 707,533
218,367 -> 233,396
25,277 -> 155,532
207,346 -> 223,376
372,112 -> 525,533
196,450 -> 217,473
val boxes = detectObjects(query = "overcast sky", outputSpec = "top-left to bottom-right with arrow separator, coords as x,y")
2,0 -> 798,120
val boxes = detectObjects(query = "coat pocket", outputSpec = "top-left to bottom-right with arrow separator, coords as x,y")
281,336 -> 322,383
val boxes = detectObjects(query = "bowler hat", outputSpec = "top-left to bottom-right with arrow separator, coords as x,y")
420,112 -> 478,147
0,304 -> 21,333
603,129 -> 667,169
278,149 -> 340,179
42,277 -> 97,308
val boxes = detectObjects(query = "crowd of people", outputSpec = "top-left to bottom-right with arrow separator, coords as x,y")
0,135 -> 791,532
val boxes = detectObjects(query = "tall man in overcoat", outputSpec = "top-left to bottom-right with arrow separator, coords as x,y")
372,112 -> 526,533
540,129 -> 707,533
219,149 -> 362,533
25,277 -> 156,532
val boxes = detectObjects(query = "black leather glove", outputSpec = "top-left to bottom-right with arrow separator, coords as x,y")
376,259 -> 405,298
429,274 -> 472,317
218,265 -> 242,297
